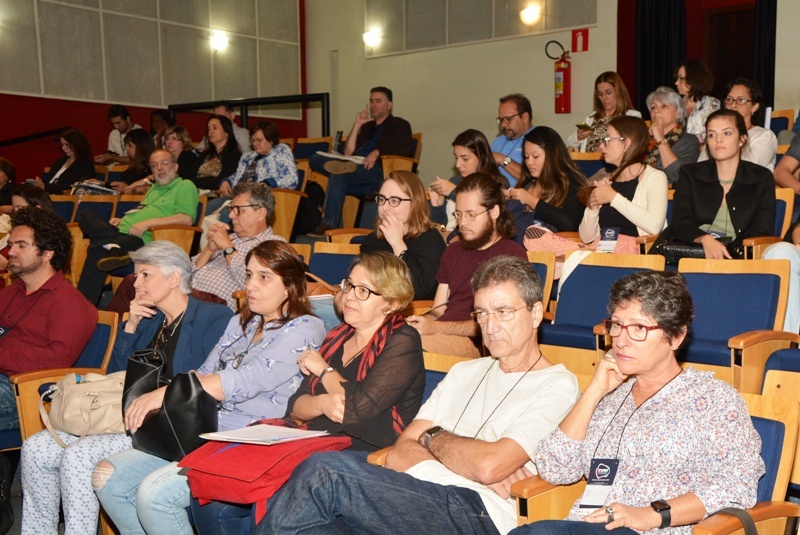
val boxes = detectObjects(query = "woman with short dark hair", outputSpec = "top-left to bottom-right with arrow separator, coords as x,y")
674,59 -> 721,144
513,270 -> 763,535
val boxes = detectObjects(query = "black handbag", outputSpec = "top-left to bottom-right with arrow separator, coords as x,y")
652,241 -> 706,265
123,349 -> 218,462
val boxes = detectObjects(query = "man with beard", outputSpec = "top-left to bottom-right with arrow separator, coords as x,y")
406,173 -> 526,357
0,208 -> 96,429
491,94 -> 534,187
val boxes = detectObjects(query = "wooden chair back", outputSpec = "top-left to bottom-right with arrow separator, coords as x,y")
272,188 -> 307,240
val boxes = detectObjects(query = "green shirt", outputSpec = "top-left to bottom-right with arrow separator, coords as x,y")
118,177 -> 199,243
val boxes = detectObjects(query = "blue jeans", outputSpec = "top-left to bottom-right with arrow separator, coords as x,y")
509,521 -> 638,534
762,241 -> 800,333
191,499 -> 253,535
0,374 -> 18,430
257,451 -> 500,535
95,448 -> 193,535
309,154 -> 383,228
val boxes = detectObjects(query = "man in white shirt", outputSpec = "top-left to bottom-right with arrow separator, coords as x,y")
259,255 -> 580,535
94,104 -> 143,166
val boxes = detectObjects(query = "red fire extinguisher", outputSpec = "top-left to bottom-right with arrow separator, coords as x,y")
546,41 -> 571,114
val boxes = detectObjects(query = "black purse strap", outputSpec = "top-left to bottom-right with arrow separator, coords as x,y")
713,507 -> 757,535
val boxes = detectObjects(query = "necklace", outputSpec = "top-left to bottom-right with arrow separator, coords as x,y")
343,338 -> 368,367
452,353 -> 544,438
156,309 -> 186,349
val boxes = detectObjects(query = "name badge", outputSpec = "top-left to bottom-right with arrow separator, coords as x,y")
598,227 -> 620,252
577,458 -> 619,515
0,326 -> 8,338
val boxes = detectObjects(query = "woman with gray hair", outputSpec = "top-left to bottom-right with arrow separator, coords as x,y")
644,87 -> 700,184
20,240 -> 233,535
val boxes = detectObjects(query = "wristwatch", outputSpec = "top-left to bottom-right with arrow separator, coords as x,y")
319,366 -> 335,381
501,156 -> 512,168
223,246 -> 237,257
421,426 -> 445,449
650,500 -> 671,529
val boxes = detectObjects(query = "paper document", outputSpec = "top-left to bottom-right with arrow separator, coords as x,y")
315,151 -> 365,165
201,424 -> 329,445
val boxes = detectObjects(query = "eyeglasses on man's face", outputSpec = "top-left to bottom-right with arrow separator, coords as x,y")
496,112 -> 521,125
453,208 -> 489,222
375,194 -> 411,207
604,319 -> 663,342
470,306 -> 527,324
230,204 -> 261,216
340,278 -> 381,301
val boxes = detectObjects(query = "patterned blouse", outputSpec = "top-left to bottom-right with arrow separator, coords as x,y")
226,144 -> 299,190
685,95 -> 721,145
197,314 -> 326,431
535,368 -> 764,534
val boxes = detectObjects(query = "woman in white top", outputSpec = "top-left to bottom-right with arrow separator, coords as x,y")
698,78 -> 778,170
579,116 -> 668,244
566,71 -> 642,153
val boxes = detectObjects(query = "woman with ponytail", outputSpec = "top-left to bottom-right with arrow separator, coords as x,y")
578,116 -> 669,245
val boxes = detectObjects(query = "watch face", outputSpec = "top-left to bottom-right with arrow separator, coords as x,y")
651,500 -> 670,511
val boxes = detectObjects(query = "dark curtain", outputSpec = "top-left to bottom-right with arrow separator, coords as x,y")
634,0 -> 686,114
753,0 -> 777,107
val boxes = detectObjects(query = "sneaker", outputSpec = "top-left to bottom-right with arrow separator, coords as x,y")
323,160 -> 357,175
307,223 -> 335,238
97,253 -> 132,272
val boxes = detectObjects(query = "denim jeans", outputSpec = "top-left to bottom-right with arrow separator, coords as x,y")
509,520 -> 638,534
0,374 -> 18,430
309,154 -> 383,228
257,451 -> 501,535
191,498 -> 253,535
95,448 -> 192,535
762,241 -> 800,333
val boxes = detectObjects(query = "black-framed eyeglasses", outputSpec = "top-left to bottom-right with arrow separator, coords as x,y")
453,208 -> 488,222
724,97 -> 753,106
602,136 -> 626,146
341,279 -> 381,301
230,204 -> 261,216
496,112 -> 521,125
470,306 -> 527,324
604,319 -> 663,342
375,194 -> 411,207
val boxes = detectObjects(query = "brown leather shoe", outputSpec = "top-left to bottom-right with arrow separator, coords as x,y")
307,222 -> 335,237
323,160 -> 357,174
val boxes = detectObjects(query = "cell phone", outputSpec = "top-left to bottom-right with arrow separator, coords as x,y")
576,123 -> 592,131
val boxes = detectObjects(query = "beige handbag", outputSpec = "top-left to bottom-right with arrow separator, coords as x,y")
39,371 -> 127,447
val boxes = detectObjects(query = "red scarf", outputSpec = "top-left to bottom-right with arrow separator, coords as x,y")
310,313 -> 407,435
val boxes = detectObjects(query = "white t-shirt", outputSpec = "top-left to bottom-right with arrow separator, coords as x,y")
406,359 -> 579,534
107,124 -> 143,156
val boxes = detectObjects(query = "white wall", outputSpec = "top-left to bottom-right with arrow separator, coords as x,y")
775,0 -> 800,114
304,0 -> 618,183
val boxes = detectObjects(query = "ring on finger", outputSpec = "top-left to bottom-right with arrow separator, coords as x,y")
605,506 -> 614,523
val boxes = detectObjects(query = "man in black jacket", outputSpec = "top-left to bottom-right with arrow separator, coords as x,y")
308,86 -> 415,234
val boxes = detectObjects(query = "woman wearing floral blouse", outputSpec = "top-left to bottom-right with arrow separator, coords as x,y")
512,271 -> 763,535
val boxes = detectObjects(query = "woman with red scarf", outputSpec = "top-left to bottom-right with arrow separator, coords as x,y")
191,251 -> 425,534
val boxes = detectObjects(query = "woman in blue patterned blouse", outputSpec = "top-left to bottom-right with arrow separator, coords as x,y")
94,240 -> 326,535
512,271 -> 763,535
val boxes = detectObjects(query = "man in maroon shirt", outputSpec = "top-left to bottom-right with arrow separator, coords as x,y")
0,208 -> 97,429
406,173 -> 526,357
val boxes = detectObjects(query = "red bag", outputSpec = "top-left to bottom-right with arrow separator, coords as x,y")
179,435 -> 352,522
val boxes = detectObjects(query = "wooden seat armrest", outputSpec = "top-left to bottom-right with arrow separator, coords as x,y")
693,501 -> 800,535
510,475 -> 559,499
149,225 -> 203,233
728,330 -> 800,350
636,234 -> 657,244
593,322 -> 607,336
367,446 -> 393,466
742,236 -> 782,247
381,155 -> 416,164
9,367 -> 105,385
542,310 -> 554,322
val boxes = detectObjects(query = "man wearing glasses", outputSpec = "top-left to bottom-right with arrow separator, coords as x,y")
406,173 -> 526,357
491,93 -> 534,187
76,149 -> 199,305
191,182 -> 283,310
259,255 -> 579,535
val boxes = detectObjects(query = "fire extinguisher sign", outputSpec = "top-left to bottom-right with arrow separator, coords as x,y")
572,29 -> 589,53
